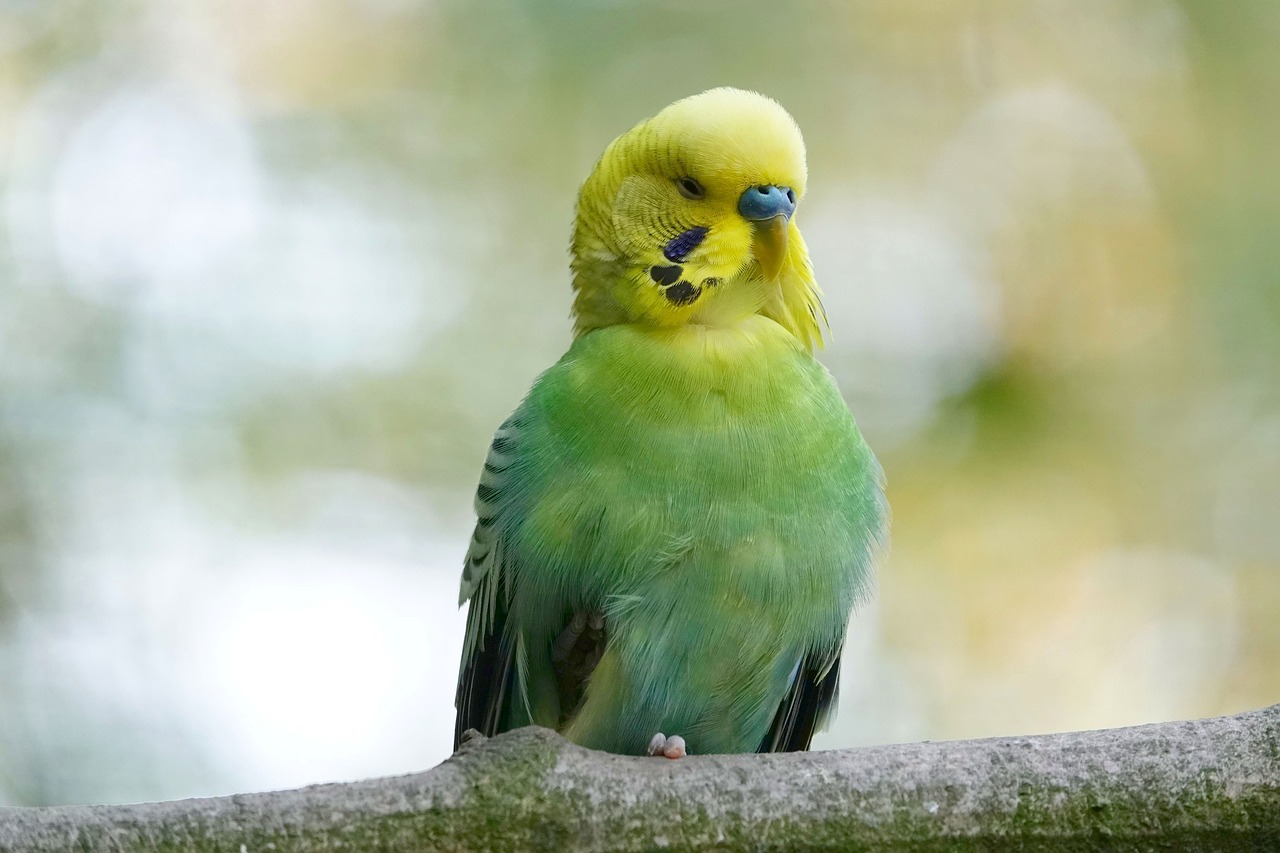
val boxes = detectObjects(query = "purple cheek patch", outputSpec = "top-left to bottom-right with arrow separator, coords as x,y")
663,226 -> 709,263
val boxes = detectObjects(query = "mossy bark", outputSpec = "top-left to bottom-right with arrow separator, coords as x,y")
1,705 -> 1277,851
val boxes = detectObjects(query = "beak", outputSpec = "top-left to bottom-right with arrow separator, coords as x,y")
751,215 -> 789,281
738,185 -> 797,282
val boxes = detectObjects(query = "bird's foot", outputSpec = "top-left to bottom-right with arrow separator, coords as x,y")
646,732 -> 687,759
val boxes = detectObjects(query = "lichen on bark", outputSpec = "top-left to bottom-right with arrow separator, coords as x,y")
0,705 -> 1277,851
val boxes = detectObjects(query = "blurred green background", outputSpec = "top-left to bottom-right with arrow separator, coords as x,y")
0,0 -> 1276,805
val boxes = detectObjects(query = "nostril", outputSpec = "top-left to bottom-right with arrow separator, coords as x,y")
738,185 -> 797,221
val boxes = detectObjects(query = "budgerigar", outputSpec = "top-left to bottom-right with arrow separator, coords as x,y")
455,88 -> 886,758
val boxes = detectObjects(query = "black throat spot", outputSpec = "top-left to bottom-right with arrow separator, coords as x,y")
663,280 -> 700,306
649,264 -> 682,286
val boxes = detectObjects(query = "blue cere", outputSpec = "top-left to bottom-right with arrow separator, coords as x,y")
738,185 -> 796,222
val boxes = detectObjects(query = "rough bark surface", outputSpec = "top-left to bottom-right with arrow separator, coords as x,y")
1,705 -> 1277,851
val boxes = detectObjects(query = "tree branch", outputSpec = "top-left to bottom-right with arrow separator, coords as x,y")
1,705 -> 1277,851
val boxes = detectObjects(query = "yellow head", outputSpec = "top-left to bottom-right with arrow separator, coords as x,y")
571,88 -> 826,350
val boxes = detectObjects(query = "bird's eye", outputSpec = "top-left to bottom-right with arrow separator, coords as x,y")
676,177 -> 705,200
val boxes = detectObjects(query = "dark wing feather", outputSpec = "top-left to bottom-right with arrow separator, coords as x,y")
453,417 -> 522,750
453,562 -> 515,748
758,646 -> 843,753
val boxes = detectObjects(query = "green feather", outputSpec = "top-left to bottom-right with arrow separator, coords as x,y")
457,318 -> 884,754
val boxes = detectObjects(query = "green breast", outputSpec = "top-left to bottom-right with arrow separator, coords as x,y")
504,316 -> 885,752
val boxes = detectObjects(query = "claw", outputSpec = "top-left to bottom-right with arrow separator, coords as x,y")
646,732 -> 687,759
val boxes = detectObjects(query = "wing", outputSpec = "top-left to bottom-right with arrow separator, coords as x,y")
758,645 -> 842,753
454,416 -> 523,749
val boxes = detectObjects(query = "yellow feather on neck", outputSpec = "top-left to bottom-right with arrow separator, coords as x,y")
759,224 -> 828,352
